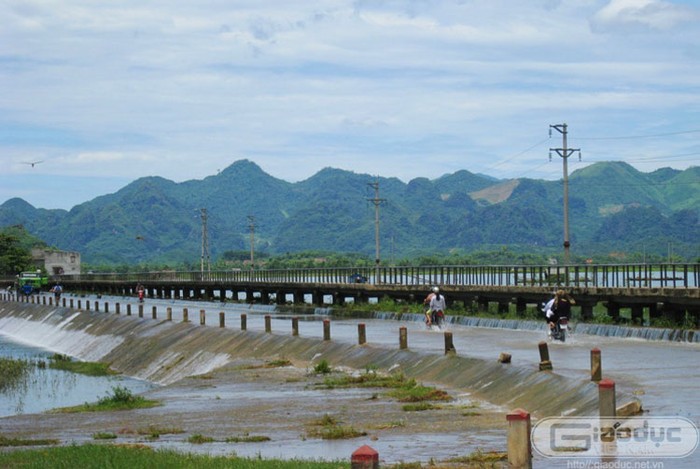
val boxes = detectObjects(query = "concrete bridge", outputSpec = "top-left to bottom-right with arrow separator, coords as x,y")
13,262 -> 698,325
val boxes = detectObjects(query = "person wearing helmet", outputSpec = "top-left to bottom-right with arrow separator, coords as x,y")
429,287 -> 446,329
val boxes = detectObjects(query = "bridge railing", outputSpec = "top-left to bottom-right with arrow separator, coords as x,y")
23,262 -> 697,289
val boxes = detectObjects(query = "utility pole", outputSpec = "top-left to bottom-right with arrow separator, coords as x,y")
549,123 -> 581,265
247,215 -> 255,270
199,208 -> 211,274
367,180 -> 386,283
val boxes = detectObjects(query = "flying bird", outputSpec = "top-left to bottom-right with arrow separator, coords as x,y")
22,161 -> 44,168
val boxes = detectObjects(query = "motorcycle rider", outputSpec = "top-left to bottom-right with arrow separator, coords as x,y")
423,286 -> 439,326
545,289 -> 574,337
428,287 -> 447,328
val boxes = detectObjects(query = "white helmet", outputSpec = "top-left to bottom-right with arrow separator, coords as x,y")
431,286 -> 439,293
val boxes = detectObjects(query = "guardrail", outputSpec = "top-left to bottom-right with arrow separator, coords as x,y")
4,263 -> 695,289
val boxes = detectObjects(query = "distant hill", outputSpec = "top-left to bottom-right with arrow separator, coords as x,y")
0,160 -> 697,264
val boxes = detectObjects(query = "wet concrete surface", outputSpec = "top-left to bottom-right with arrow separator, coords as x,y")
2,294 -> 699,467
1,355 -> 508,466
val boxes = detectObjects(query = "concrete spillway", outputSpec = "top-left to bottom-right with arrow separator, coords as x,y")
0,301 -> 610,419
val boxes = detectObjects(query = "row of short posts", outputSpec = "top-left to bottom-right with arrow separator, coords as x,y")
508,346 -> 615,467
11,293 -> 625,467
351,372 -> 617,469
18,292 -> 467,355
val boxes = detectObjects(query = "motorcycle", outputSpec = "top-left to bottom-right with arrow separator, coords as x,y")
550,316 -> 568,342
425,308 -> 445,330
542,300 -> 568,342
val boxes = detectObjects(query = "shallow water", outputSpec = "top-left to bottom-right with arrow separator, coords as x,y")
0,336 -> 155,418
2,293 -> 699,467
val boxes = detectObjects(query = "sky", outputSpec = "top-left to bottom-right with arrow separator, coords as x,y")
1,0 -> 699,210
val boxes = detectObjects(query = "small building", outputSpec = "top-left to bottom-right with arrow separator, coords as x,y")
31,248 -> 81,276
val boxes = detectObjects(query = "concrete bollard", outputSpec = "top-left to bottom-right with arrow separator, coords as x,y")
358,323 -> 366,345
498,352 -> 512,364
87,300 -> 91,311
62,298 -> 66,307
126,304 -> 131,316
323,319 -> 331,341
399,326 -> 408,350
138,304 -> 144,318
49,297 -> 53,306
351,445 -> 379,469
292,317 -> 299,336
265,315 -> 272,333
219,312 -> 225,328
598,379 -> 617,418
538,341 -> 553,371
152,306 -> 157,319
166,307 -> 172,321
444,331 -> 456,355
183,308 -> 189,322
200,309 -> 206,325
241,313 -> 247,331
506,409 -> 532,468
115,303 -> 120,315
76,299 -> 80,309
104,302 -> 109,313
591,348 -> 602,382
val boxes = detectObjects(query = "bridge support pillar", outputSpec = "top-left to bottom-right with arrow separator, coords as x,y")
312,291 -> 323,306
498,302 -> 509,314
515,298 -> 527,314
579,302 -> 594,321
660,303 -> 685,324
276,291 -> 286,305
604,302 -> 621,323
630,305 -> 644,325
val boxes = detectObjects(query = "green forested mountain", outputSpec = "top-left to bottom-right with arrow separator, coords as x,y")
0,160 -> 697,265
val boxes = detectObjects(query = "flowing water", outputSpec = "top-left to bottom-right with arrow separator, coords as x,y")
1,293 -> 698,467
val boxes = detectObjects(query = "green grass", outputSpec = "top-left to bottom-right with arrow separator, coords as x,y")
446,448 -> 508,466
48,353 -> 119,377
306,414 -> 367,440
0,357 -> 31,392
401,402 -> 437,412
312,359 -> 332,374
385,379 -> 452,403
321,370 -> 407,389
0,435 -> 59,447
50,386 -> 160,413
0,444 -> 351,468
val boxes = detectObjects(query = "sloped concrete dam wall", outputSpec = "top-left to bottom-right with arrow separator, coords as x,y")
0,303 -> 601,417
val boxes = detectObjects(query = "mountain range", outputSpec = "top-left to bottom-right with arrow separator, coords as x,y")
0,160 -> 698,265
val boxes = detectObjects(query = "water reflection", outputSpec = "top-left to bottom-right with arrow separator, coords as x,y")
0,335 -> 155,418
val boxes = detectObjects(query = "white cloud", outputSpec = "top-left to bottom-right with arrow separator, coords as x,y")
592,0 -> 700,31
0,0 -> 698,209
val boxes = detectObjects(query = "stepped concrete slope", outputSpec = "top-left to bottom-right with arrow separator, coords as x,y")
0,302 -> 607,418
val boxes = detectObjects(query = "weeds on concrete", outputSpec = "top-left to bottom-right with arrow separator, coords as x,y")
50,386 -> 160,413
48,353 -> 118,377
306,414 -> 367,440
0,435 -> 59,447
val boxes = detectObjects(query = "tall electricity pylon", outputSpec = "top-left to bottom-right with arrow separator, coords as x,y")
549,123 -> 581,265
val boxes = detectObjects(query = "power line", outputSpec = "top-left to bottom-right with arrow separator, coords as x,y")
576,129 -> 700,141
